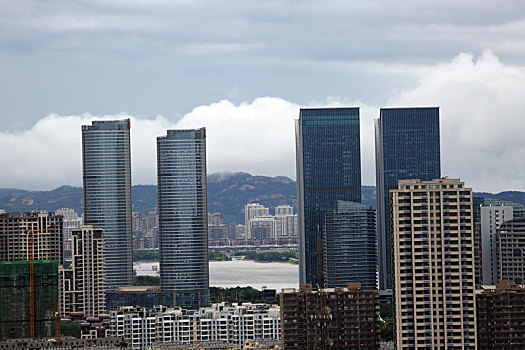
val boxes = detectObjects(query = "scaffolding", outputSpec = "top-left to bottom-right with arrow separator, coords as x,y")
0,260 -> 58,339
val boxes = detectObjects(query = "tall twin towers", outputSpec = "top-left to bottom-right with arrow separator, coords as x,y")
296,107 -> 440,290
82,120 -> 209,307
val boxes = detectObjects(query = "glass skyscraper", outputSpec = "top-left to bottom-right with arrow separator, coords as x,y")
157,128 -> 210,308
295,108 -> 362,286
323,200 -> 377,289
375,107 -> 440,290
82,119 -> 133,290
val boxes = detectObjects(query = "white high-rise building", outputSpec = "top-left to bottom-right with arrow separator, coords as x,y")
56,208 -> 82,252
244,203 -> 269,239
480,205 -> 513,285
275,205 -> 293,216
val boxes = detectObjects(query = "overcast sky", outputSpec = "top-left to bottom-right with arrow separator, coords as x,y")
1,1 -> 524,192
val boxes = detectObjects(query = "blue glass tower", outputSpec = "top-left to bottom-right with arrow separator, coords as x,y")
375,107 -> 440,290
157,128 -> 210,308
323,201 -> 377,289
296,108 -> 361,286
82,119 -> 133,290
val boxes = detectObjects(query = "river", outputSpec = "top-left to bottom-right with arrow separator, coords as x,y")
134,259 -> 299,292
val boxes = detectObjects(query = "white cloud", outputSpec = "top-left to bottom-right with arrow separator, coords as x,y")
0,52 -> 523,193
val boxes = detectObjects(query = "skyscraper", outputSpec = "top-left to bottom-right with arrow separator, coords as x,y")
296,108 -> 361,286
82,119 -> 133,290
392,178 -> 476,349
157,128 -> 209,308
375,107 -> 440,290
323,201 -> 376,289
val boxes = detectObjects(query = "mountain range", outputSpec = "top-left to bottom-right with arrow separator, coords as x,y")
0,172 -> 523,224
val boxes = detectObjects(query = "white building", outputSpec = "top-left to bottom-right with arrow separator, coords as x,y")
110,303 -> 280,350
244,204 -> 270,239
56,208 -> 82,251
274,205 -> 293,216
480,205 -> 513,285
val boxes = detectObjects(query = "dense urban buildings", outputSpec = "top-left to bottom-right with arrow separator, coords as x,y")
296,107 -> 362,285
110,303 -> 280,350
323,201 -> 376,289
0,211 -> 63,264
392,178 -> 476,349
132,210 -> 159,249
82,119 -> 133,290
157,128 -> 210,308
497,217 -> 525,283
476,280 -> 525,349
375,107 -> 441,290
60,225 -> 105,317
280,283 -> 380,350
480,205 -> 513,285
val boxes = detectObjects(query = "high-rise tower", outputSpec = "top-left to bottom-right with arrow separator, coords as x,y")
82,119 -> 133,290
157,128 -> 210,308
392,178 -> 476,349
296,108 -> 361,285
375,107 -> 440,290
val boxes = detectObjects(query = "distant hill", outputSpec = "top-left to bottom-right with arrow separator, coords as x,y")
0,174 -> 522,224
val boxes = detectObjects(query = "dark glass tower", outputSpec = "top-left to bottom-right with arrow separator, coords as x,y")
157,128 -> 210,308
323,201 -> 377,289
375,107 -> 440,290
82,119 -> 133,290
296,108 -> 361,286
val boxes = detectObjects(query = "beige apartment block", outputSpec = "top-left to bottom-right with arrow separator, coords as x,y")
392,177 -> 476,349
60,225 -> 105,317
0,211 -> 63,264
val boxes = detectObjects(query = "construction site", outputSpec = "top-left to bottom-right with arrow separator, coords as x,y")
0,260 -> 58,339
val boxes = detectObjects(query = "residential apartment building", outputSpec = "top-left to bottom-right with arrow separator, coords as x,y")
60,225 -> 105,317
245,204 -> 270,239
392,178 -> 476,349
497,217 -> 525,283
375,107 -> 441,290
0,211 -> 63,264
296,108 -> 362,286
82,119 -> 133,290
55,208 -> 82,252
480,205 -> 513,285
109,303 -> 280,350
477,280 -> 525,349
280,283 -> 380,350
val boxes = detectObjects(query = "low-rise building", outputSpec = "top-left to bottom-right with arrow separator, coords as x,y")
110,303 -> 280,350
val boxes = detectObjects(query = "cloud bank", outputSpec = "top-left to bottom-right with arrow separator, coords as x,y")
0,52 -> 523,193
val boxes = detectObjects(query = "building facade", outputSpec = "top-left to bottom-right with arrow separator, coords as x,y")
280,283 -> 380,350
60,225 -> 105,317
480,205 -> 513,285
0,212 -> 63,264
477,280 -> 525,349
157,128 -> 209,308
323,201 -> 376,289
392,178 -> 476,349
375,107 -> 441,290
497,217 -> 525,283
55,208 -> 82,252
82,119 -> 133,290
296,107 -> 362,285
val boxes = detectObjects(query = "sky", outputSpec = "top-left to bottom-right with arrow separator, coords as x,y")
1,1 -> 525,192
